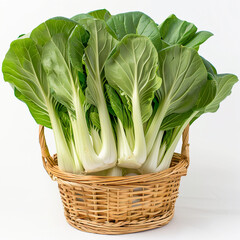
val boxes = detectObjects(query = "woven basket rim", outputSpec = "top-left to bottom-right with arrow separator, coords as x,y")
39,125 -> 190,184
43,153 -> 187,184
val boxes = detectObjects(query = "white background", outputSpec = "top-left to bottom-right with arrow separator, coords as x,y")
0,0 -> 240,239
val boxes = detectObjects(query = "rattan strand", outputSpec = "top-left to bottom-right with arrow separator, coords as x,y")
39,125 -> 190,234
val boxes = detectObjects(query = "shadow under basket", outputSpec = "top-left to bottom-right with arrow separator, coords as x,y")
39,125 -> 190,235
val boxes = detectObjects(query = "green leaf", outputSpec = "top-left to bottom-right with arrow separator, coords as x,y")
2,22 -> 79,173
88,9 -> 111,21
30,17 -> 78,47
190,74 -> 238,124
160,77 -> 217,130
72,13 -> 94,21
159,14 -> 212,50
105,34 -> 161,168
68,25 -> 89,72
146,45 -> 207,153
201,56 -> 217,75
40,21 -> 88,111
57,104 -> 73,142
105,34 -> 162,123
195,76 -> 217,110
162,129 -> 174,148
2,38 -> 48,113
106,11 -> 162,50
205,74 -> 238,112
30,18 -> 87,111
159,14 -> 197,45
160,40 -> 170,49
157,45 -> 208,114
105,84 -> 129,127
78,71 -> 87,91
72,9 -> 111,22
69,17 -> 118,171
185,31 -> 213,49
18,33 -> 25,38
90,111 -> 101,130
42,36 -> 80,113
75,18 -> 118,106
14,87 -> 52,128
160,111 -> 193,130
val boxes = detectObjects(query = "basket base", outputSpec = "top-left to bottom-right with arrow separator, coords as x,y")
64,206 -> 175,235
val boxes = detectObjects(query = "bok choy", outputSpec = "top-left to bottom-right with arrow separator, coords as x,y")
2,10 -> 238,175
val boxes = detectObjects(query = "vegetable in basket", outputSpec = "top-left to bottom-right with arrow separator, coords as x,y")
2,9 -> 238,175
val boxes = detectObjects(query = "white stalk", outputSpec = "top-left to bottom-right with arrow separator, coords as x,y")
97,87 -> 117,163
125,127 -> 134,151
145,99 -> 169,155
118,88 -> 147,168
156,112 -> 197,172
47,102 -> 82,173
139,130 -> 164,174
69,139 -> 83,174
157,141 -> 167,165
116,119 -> 134,162
91,127 -> 102,155
107,166 -> 123,176
70,88 -> 117,173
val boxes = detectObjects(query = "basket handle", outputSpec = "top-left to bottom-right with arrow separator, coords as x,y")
39,124 -> 190,171
181,124 -> 190,167
39,125 -> 56,168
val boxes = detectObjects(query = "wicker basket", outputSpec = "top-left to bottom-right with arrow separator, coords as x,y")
39,125 -> 190,234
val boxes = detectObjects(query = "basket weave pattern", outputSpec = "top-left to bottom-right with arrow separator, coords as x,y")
39,125 -> 190,234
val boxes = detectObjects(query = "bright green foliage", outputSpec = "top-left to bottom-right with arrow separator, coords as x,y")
159,14 -> 213,50
106,12 -> 162,50
105,35 -> 161,168
145,45 -> 208,155
2,10 -> 238,175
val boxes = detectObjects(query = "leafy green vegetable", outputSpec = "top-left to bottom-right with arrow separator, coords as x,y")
105,34 -> 161,168
2,10 -> 238,176
74,18 -> 118,171
88,9 -> 111,21
106,11 -> 162,50
40,17 -> 118,173
145,45 -> 207,155
159,14 -> 213,50
190,73 -> 238,124
2,26 -> 82,173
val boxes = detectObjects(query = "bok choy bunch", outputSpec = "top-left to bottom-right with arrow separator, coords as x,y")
2,10 -> 238,176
